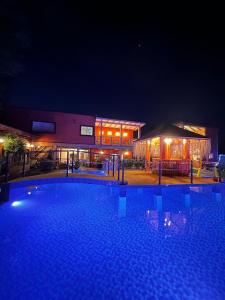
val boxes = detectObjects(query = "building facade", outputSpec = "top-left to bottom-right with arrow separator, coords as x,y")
133,123 -> 218,162
3,106 -> 145,160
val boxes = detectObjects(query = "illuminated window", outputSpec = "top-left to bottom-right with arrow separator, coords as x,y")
107,131 -> 112,136
80,126 -> 94,136
123,132 -> 128,137
115,132 -> 120,136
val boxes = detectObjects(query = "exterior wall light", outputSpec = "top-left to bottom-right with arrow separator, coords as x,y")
164,138 -> 172,144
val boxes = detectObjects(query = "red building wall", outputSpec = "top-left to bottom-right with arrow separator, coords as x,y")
4,106 -> 95,145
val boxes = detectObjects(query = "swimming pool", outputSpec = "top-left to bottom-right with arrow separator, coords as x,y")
1,179 -> 225,299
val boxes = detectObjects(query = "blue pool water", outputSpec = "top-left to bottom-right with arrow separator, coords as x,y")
1,179 -> 225,299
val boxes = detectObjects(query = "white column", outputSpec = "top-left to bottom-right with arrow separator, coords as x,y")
138,127 -> 141,139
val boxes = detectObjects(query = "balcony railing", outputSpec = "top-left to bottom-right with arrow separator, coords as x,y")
95,136 -> 133,146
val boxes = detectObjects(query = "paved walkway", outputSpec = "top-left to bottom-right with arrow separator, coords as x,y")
10,169 -> 218,185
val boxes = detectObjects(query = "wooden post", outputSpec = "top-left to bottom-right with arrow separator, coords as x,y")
121,159 -> 125,184
5,152 -> 9,183
71,151 -> 75,173
112,155 -> 115,176
77,149 -> 80,162
107,159 -> 110,175
22,152 -> 26,177
158,160 -> 162,185
120,124 -> 123,145
190,160 -> 193,184
59,148 -> 61,164
66,150 -> 69,177
117,157 -> 120,181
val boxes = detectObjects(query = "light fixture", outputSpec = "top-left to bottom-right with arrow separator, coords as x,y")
11,201 -> 22,207
115,132 -> 120,137
30,144 -> 34,148
0,138 -> 4,143
123,132 -> 128,137
124,151 -> 129,155
183,139 -> 187,144
147,140 -> 150,144
107,131 -> 112,136
164,138 -> 172,144
100,151 -> 104,154
26,143 -> 31,148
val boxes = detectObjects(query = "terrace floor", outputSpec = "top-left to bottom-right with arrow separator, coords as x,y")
10,169 -> 218,185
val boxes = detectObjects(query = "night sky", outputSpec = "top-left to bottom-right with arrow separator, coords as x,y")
3,3 -> 225,138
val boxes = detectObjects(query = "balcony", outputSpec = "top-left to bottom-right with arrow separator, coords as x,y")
95,136 -> 133,146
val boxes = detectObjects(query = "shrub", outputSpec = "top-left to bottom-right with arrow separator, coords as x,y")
3,134 -> 26,153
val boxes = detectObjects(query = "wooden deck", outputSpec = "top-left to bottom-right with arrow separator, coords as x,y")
10,169 -> 218,185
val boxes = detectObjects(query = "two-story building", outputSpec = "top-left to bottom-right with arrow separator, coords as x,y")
3,106 -> 145,160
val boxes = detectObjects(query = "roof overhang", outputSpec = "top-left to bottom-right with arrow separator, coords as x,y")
0,123 -> 33,139
96,117 -> 145,130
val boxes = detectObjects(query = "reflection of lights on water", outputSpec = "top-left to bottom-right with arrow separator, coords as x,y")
164,219 -> 172,227
11,201 -> 23,207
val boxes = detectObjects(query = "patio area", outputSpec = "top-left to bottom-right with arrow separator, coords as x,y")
10,169 -> 217,185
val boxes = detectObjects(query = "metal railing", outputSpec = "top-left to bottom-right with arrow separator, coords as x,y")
117,159 -> 221,185
0,150 -> 121,183
95,136 -> 133,145
0,151 -> 221,186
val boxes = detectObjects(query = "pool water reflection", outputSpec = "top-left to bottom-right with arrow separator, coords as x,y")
0,182 -> 225,299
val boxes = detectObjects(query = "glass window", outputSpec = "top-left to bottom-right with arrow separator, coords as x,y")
32,121 -> 55,133
80,126 -> 94,136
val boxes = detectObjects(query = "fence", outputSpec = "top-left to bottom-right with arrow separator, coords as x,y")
119,159 -> 221,185
0,150 -> 122,183
0,150 -> 221,185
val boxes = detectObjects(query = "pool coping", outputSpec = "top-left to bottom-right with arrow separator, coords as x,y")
4,176 -> 225,190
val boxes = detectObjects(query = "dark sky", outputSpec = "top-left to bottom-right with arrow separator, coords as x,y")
8,2 -> 225,130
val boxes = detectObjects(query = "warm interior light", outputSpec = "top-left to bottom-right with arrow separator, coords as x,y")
164,138 -> 172,144
124,151 -> 129,155
107,131 -> 112,136
26,143 -> 31,148
183,139 -> 187,144
30,144 -> 34,148
115,132 -> 120,136
100,151 -> 104,154
0,138 -> 4,143
99,130 -> 104,135
147,140 -> 150,144
123,132 -> 128,137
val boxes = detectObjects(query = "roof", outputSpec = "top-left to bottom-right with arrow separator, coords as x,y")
0,123 -> 33,139
140,123 -> 208,140
96,117 -> 145,130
